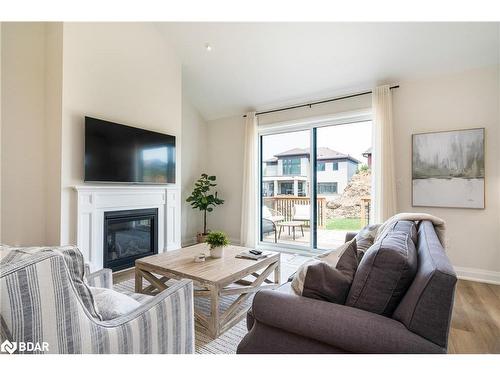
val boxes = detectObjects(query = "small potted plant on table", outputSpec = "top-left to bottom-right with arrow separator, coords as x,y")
205,231 -> 230,259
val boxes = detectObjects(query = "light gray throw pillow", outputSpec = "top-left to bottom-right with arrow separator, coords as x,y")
292,239 -> 358,304
90,287 -> 141,320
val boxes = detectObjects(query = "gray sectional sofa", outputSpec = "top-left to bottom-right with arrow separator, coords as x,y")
237,220 -> 457,354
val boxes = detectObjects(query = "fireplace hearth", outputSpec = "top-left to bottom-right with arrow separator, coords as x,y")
103,208 -> 158,271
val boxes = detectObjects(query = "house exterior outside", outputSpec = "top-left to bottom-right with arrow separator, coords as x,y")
262,147 -> 360,198
363,147 -> 372,167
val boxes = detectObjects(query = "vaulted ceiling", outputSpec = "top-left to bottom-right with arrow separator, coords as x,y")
159,23 -> 499,120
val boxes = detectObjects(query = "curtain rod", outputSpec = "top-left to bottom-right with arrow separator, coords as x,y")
243,85 -> 399,118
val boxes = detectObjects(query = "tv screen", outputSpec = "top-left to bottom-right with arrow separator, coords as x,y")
85,117 -> 175,184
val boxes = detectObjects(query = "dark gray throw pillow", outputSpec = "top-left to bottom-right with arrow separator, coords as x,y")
292,239 -> 358,304
345,230 -> 418,316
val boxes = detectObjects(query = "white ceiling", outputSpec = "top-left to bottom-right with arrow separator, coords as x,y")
159,23 -> 499,121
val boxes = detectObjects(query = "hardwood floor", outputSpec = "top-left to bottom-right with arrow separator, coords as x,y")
448,279 -> 500,354
113,265 -> 500,354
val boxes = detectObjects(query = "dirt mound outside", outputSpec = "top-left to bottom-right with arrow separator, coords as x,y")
326,169 -> 371,219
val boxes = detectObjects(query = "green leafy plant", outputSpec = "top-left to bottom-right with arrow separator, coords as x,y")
186,174 -> 224,235
357,164 -> 370,173
205,231 -> 230,249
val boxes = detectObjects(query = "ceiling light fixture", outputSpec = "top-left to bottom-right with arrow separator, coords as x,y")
205,43 -> 212,52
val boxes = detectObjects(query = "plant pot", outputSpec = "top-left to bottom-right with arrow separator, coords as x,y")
197,233 -> 208,244
210,246 -> 224,259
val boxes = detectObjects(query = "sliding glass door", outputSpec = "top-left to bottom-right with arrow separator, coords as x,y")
259,120 -> 372,253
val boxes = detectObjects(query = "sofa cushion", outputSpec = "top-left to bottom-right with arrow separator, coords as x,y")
0,245 -> 102,320
345,229 -> 418,316
291,239 -> 358,304
90,287 -> 141,320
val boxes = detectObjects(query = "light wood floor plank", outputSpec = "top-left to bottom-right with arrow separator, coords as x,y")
448,280 -> 500,354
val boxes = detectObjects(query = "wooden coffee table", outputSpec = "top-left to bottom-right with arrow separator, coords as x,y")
135,244 -> 280,338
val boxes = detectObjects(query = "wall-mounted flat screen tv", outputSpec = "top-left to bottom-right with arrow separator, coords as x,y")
85,117 -> 175,184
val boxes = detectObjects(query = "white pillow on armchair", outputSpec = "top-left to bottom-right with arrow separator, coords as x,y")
90,287 -> 141,320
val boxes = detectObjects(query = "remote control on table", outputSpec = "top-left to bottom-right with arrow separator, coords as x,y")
249,249 -> 262,255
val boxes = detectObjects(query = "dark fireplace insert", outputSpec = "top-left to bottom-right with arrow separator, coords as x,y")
103,208 -> 158,271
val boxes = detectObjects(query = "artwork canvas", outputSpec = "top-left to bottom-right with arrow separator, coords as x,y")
412,128 -> 485,209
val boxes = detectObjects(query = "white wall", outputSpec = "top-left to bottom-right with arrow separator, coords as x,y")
181,95 -> 207,245
206,115 -> 246,243
1,23 -> 48,246
44,23 -> 63,246
0,22 -> 2,242
393,65 -> 500,280
60,23 -> 182,245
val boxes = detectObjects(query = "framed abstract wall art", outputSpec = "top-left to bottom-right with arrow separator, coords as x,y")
412,128 -> 485,209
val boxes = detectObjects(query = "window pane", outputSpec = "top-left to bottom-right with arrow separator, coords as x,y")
261,130 -> 311,247
316,121 -> 372,250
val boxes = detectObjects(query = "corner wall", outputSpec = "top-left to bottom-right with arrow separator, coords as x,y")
181,95 -> 207,245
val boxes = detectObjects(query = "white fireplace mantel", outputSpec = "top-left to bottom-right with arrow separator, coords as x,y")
73,185 -> 181,271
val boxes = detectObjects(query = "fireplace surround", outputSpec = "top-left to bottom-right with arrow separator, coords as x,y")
74,185 -> 180,272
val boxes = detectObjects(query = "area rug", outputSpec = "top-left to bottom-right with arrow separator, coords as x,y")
114,279 -> 250,354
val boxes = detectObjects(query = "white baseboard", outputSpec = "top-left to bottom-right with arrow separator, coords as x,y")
455,266 -> 500,285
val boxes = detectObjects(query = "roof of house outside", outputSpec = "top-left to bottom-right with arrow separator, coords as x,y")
264,147 -> 360,163
362,147 -> 372,156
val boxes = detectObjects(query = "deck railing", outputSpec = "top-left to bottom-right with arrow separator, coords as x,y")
263,196 -> 327,228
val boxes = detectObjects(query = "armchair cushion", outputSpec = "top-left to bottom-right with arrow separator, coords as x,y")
293,204 -> 310,221
90,287 -> 141,320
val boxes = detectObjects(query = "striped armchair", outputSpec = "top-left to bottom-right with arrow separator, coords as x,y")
0,247 -> 194,354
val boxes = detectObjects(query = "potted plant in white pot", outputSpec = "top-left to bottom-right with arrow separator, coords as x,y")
205,231 -> 229,259
186,174 -> 224,243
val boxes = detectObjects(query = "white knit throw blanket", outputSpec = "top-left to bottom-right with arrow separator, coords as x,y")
375,213 -> 446,248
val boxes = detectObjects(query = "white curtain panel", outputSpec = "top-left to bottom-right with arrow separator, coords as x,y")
371,85 -> 397,223
240,112 -> 258,247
